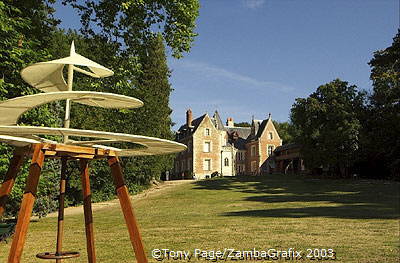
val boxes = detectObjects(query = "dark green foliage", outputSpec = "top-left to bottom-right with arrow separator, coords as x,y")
290,79 -> 366,176
1,0 -> 199,218
235,122 -> 251,127
272,121 -> 296,145
0,0 -> 62,218
358,30 -> 400,179
0,1 -> 60,125
42,31 -> 176,205
288,31 -> 399,179
62,0 -> 200,58
120,34 -> 175,187
0,222 -> 15,242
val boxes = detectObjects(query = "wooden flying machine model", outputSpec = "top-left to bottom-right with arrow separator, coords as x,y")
0,42 -> 186,263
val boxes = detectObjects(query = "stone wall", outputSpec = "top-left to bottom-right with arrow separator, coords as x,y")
193,115 -> 221,179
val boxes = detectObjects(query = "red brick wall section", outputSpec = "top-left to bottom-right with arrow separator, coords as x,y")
245,141 -> 259,174
175,137 -> 193,173
258,119 -> 282,171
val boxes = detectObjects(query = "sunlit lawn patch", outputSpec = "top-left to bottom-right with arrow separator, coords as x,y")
1,174 -> 399,262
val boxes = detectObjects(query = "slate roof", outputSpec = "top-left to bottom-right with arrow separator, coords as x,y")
246,119 -> 262,141
213,111 -> 226,131
232,137 -> 247,150
274,143 -> 300,152
176,114 -> 206,140
176,111 -> 275,149
255,119 -> 268,138
226,127 -> 251,139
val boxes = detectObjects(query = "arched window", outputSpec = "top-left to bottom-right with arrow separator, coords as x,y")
224,157 -> 229,166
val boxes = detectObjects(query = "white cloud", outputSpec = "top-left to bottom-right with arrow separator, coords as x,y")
243,0 -> 266,9
170,59 -> 294,93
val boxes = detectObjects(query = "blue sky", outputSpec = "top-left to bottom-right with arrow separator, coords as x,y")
54,0 -> 399,127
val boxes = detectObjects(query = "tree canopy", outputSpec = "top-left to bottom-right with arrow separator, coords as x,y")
62,0 -> 200,58
0,0 -> 200,218
290,79 -> 365,175
358,30 -> 400,178
289,30 -> 399,180
272,121 -> 295,145
0,0 -> 62,217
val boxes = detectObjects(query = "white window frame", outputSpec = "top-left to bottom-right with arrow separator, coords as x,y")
204,141 -> 211,153
204,159 -> 211,171
205,128 -> 210,136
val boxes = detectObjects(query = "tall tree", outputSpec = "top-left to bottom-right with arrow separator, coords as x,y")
135,34 -> 174,139
1,0 -> 201,217
273,121 -> 296,145
58,0 -> 200,185
290,79 -> 366,176
361,30 -> 400,178
62,0 -> 200,58
0,0 -> 61,218
125,34 -> 175,183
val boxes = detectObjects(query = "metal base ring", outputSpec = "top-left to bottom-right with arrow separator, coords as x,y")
36,251 -> 80,259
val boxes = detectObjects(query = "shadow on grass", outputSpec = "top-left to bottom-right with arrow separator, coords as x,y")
193,175 -> 400,219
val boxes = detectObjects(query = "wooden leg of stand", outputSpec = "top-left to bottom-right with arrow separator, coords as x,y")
55,157 -> 67,263
80,159 -> 96,263
0,149 -> 26,217
108,156 -> 148,263
8,144 -> 44,263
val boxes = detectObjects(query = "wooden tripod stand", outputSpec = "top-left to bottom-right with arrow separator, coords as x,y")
0,143 -> 148,263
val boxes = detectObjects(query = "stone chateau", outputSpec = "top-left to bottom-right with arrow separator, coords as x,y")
174,109 -> 282,179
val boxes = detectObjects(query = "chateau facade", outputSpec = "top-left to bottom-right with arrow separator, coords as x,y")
174,109 -> 282,179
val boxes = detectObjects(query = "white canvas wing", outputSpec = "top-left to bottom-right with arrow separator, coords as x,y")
20,43 -> 113,92
0,91 -> 143,125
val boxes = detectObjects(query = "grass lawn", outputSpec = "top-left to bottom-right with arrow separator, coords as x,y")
0,174 -> 399,262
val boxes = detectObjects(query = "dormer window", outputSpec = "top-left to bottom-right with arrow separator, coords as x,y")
269,132 -> 273,140
205,128 -> 210,136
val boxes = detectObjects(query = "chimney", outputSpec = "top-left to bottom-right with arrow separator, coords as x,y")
226,117 -> 234,127
186,109 -> 193,127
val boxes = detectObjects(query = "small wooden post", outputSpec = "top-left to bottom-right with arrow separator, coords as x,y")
108,156 -> 148,263
8,144 -> 45,263
80,159 -> 96,263
0,149 -> 26,217
55,157 -> 67,263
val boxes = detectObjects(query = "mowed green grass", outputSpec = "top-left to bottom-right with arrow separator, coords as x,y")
1,174 -> 399,262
